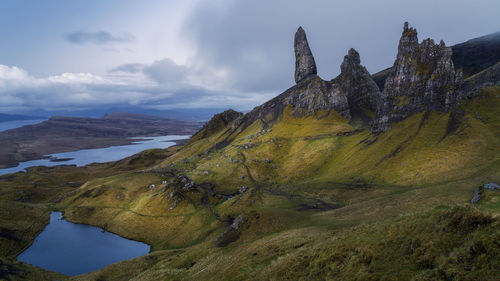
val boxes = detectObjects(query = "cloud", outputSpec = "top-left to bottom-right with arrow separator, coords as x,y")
6,0 -> 498,115
109,63 -> 145,73
65,31 -> 135,45
180,0 -> 500,95
111,58 -> 229,91
0,62 -> 271,114
143,59 -> 189,85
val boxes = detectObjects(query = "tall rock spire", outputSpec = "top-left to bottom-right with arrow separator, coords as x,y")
294,27 -> 317,83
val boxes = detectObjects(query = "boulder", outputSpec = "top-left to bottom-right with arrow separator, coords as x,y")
483,182 -> 500,191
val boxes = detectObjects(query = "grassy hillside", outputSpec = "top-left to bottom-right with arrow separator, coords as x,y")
1,85 -> 500,280
156,86 -> 500,191
33,86 -> 497,280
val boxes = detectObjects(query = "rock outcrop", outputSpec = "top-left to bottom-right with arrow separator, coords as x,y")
211,23 -> 484,142
373,22 -> 462,132
371,30 -> 500,91
214,215 -> 244,247
230,74 -> 351,136
483,182 -> 500,191
471,187 -> 482,204
294,27 -> 317,83
285,75 -> 351,118
221,28 -> 387,140
336,48 -> 381,117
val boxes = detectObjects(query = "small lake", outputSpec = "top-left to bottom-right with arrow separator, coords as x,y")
0,119 -> 46,132
17,212 -> 150,276
0,135 -> 190,175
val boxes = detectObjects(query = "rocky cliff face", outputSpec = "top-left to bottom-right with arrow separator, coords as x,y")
335,48 -> 381,117
285,75 -> 350,119
214,23 -> 488,139
373,22 -> 462,132
294,27 -> 318,83
224,27 -> 385,138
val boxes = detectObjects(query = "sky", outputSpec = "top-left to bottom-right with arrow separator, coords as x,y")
0,0 -> 499,118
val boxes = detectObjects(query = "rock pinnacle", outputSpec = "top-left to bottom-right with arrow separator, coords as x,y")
294,26 -> 317,83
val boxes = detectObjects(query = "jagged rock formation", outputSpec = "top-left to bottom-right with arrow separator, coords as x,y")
224,28 -> 387,138
285,76 -> 351,118
202,23 -> 496,139
294,27 -> 317,83
373,22 -> 462,132
227,74 -> 351,139
373,30 -> 500,90
335,48 -> 381,117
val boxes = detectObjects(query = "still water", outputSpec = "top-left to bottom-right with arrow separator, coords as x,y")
0,135 -> 190,175
17,212 -> 150,276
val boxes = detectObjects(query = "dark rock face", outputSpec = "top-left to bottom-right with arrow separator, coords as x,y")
452,31 -> 500,78
294,27 -> 317,83
373,22 -> 462,132
224,29 -> 384,139
336,48 -> 381,116
212,23 -> 496,143
371,30 -> 500,91
230,75 -> 351,136
371,67 -> 392,91
285,75 -> 351,119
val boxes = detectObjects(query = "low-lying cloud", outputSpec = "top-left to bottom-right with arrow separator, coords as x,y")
109,63 -> 145,73
0,62 -> 271,114
65,31 -> 135,45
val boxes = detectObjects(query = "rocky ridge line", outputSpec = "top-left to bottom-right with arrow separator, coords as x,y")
208,22 -> 500,142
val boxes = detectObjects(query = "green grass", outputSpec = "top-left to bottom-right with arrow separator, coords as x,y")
2,88 -> 500,280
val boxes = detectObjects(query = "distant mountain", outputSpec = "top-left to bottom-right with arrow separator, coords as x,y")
0,113 -> 44,122
7,107 -> 231,122
452,31 -> 500,77
0,114 -> 202,169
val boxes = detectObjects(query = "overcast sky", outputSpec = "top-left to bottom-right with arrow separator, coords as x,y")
1,0 -> 499,116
